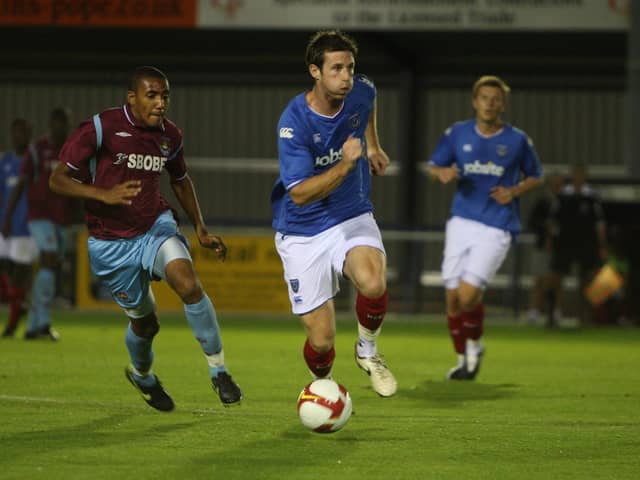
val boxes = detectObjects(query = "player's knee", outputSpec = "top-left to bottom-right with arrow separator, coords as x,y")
356,274 -> 386,299
459,295 -> 481,312
40,252 -> 58,269
130,314 -> 160,338
174,277 -> 204,305
308,334 -> 334,354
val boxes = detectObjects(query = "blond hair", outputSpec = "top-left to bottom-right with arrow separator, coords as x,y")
472,75 -> 510,99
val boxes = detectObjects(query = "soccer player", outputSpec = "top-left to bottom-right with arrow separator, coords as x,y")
49,66 -> 242,411
0,118 -> 37,338
2,108 -> 75,341
427,75 -> 543,380
271,30 -> 397,397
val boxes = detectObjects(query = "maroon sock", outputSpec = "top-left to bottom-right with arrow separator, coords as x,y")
462,303 -> 485,340
356,290 -> 388,331
0,274 -> 9,303
303,339 -> 335,378
7,285 -> 26,329
448,314 -> 465,354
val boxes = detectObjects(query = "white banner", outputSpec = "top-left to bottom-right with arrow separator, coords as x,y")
198,0 -> 630,31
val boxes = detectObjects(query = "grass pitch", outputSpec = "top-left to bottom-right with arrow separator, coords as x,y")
1,311 -> 639,479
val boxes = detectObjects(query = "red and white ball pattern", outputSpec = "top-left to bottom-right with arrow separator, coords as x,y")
297,379 -> 353,433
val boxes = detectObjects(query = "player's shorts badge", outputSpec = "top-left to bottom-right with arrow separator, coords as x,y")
289,279 -> 300,293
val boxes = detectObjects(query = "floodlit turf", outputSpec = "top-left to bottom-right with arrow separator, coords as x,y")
1,310 -> 639,480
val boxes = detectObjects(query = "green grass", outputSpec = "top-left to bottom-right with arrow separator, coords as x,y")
1,311 -> 639,480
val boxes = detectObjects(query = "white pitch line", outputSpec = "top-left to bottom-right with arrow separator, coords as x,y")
0,394 -> 246,415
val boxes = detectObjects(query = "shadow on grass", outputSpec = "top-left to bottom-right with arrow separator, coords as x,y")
1,412 -> 200,462
398,380 -> 520,407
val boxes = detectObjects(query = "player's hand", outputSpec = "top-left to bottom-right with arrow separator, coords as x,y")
598,246 -> 609,261
101,180 -> 142,205
341,135 -> 363,172
1,218 -> 11,237
490,185 -> 515,205
433,165 -> 459,184
368,150 -> 390,176
197,226 -> 227,261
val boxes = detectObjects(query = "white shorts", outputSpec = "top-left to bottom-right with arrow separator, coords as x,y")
442,216 -> 512,290
0,235 -> 8,259
0,235 -> 38,265
275,212 -> 385,315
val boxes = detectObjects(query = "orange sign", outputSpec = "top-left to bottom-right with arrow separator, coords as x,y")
584,264 -> 625,306
75,230 -> 291,314
0,0 -> 196,27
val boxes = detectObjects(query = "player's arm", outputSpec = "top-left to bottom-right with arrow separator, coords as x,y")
490,176 -> 542,205
593,196 -> 608,260
169,174 -> 226,260
427,163 -> 460,184
49,163 -> 141,205
426,128 -> 459,184
491,134 -> 543,205
289,135 -> 362,207
365,99 -> 390,176
50,120 -> 142,205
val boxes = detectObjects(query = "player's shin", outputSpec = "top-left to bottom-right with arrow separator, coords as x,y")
184,294 -> 226,377
125,322 -> 156,386
461,302 -> 484,340
6,285 -> 26,329
447,314 -> 465,354
355,290 -> 388,357
32,267 -> 55,329
304,339 -> 335,379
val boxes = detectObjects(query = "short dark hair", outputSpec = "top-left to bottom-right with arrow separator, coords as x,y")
305,30 -> 358,69
128,66 -> 168,92
10,118 -> 29,130
50,107 -> 71,123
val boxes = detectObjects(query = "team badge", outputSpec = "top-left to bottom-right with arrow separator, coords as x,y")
313,133 -> 322,144
116,291 -> 129,301
290,279 -> 300,293
349,113 -> 361,129
496,144 -> 508,156
159,137 -> 171,156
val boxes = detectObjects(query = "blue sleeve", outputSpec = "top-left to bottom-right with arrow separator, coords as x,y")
429,128 -> 456,167
520,135 -> 543,178
278,116 -> 313,191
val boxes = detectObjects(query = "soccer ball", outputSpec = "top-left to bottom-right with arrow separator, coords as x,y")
297,379 -> 352,433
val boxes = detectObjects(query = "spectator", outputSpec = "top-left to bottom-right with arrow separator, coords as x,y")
525,172 -> 564,325
547,163 -> 607,326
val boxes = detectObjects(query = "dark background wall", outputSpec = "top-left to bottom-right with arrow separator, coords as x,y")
0,26 -> 635,315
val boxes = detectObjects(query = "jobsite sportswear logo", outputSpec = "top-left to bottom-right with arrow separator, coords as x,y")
463,160 -> 504,177
315,148 -> 342,167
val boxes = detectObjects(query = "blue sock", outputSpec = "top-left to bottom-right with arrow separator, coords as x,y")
184,294 -> 226,377
32,267 -> 55,330
125,323 -> 155,387
26,310 -> 39,333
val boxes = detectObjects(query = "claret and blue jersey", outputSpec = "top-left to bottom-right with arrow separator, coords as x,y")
271,74 -> 376,236
429,119 -> 543,233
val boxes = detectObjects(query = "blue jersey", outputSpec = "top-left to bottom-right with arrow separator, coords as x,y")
429,120 -> 542,233
271,74 -> 376,236
0,151 -> 30,236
